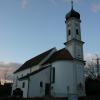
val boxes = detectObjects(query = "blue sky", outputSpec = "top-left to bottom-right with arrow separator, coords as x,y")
0,0 -> 100,64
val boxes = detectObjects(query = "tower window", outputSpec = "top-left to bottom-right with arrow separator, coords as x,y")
76,29 -> 79,35
68,29 -> 71,35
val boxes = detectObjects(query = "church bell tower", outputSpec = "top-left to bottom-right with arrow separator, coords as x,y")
64,1 -> 84,60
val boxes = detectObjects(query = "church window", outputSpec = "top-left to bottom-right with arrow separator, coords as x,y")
22,82 -> 25,88
67,86 -> 70,93
68,29 -> 71,35
76,29 -> 79,35
40,81 -> 43,88
52,67 -> 55,83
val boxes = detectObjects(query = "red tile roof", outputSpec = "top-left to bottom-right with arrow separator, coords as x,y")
14,48 -> 55,73
19,48 -> 73,80
42,48 -> 73,65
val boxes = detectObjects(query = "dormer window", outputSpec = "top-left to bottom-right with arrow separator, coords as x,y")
76,29 -> 79,35
68,29 -> 71,35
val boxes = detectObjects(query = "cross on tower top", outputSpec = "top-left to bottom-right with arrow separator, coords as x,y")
71,0 -> 73,10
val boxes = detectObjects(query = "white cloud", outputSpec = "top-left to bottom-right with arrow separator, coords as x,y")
47,0 -> 82,5
56,0 -> 82,2
21,0 -> 28,8
0,62 -> 21,81
65,0 -> 82,3
84,53 -> 100,66
20,0 -> 82,8
84,53 -> 96,61
91,3 -> 100,13
49,0 -> 57,5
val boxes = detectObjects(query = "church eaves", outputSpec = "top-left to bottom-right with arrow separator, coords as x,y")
19,48 -> 73,80
42,48 -> 73,65
14,48 -> 55,73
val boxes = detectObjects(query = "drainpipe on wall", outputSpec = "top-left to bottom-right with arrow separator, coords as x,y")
27,66 -> 31,99
27,74 -> 30,100
49,64 -> 52,97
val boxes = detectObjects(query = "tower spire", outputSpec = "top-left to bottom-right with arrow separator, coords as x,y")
71,0 -> 73,10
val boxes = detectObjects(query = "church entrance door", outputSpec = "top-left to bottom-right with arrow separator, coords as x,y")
45,83 -> 50,96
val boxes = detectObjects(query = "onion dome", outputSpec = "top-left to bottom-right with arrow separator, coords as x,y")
65,1 -> 80,20
66,9 -> 80,20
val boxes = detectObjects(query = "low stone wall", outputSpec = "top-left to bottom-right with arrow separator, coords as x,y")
0,97 -> 67,100
0,96 -> 100,100
79,96 -> 100,100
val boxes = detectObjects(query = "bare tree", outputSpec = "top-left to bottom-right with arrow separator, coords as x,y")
85,54 -> 100,79
3,68 -> 9,83
85,60 -> 96,79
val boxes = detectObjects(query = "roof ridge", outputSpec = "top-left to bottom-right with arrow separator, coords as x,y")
27,47 -> 56,62
42,48 -> 73,65
38,47 -> 57,66
14,47 -> 56,73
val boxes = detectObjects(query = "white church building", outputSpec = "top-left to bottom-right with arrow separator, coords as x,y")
12,2 -> 85,98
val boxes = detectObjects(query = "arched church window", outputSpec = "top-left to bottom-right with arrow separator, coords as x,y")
40,81 -> 43,88
76,29 -> 79,35
68,29 -> 71,35
22,82 -> 25,88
